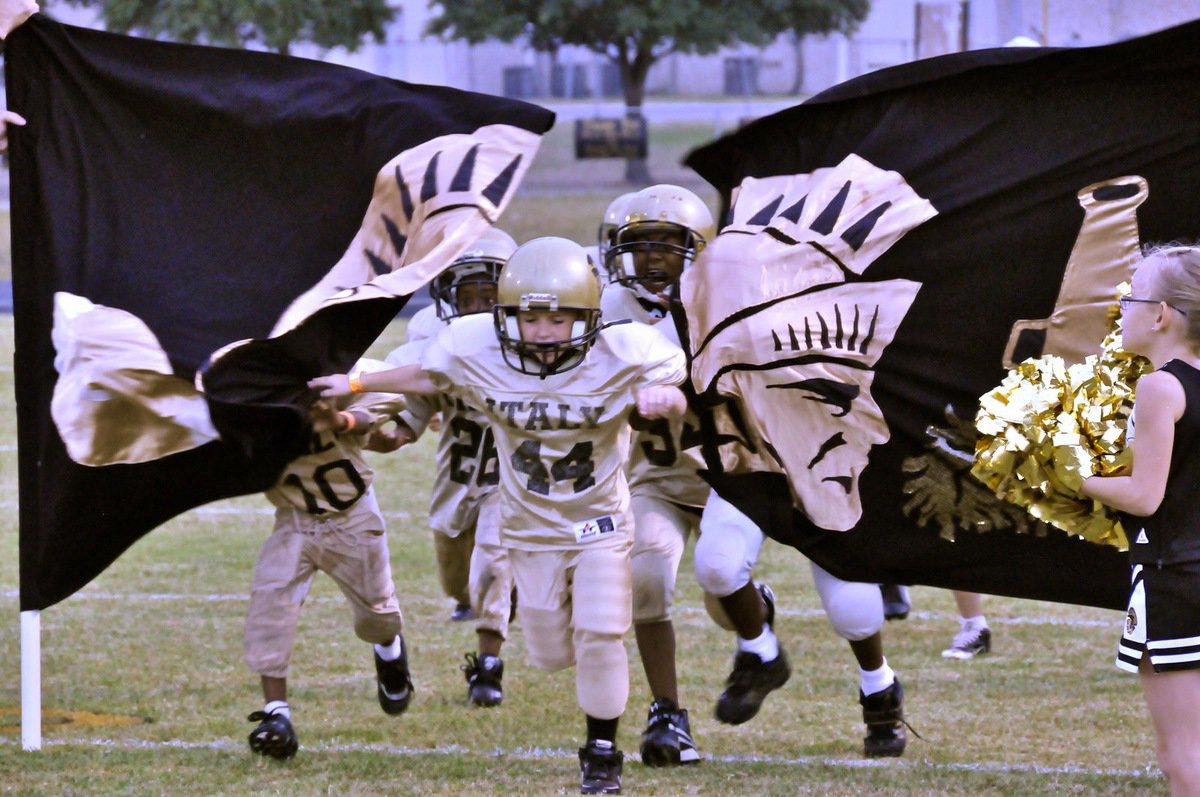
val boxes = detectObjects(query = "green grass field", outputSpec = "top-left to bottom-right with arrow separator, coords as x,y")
0,120 -> 1171,794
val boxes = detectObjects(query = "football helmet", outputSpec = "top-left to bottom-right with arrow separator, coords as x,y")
493,236 -> 602,377
597,191 -> 637,273
430,227 -> 517,320
605,184 -> 715,299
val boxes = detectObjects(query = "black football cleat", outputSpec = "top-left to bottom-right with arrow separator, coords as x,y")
375,636 -> 414,716
715,582 -> 790,725
461,652 -> 504,707
579,741 -> 624,794
640,698 -> 700,767
881,584 -> 912,621
247,709 -> 298,760
860,678 -> 909,758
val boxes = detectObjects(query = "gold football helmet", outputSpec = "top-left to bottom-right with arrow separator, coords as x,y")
494,236 -> 603,376
430,227 -> 517,320
606,184 -> 715,294
597,191 -> 637,272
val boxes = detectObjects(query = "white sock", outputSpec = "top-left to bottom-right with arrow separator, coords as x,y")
264,700 -> 290,719
374,635 -> 402,661
962,615 -> 988,633
860,659 -> 895,697
737,625 -> 780,662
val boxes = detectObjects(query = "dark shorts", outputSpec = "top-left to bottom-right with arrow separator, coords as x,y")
1117,562 -> 1200,673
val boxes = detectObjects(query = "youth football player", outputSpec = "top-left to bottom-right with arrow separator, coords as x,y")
311,236 -> 688,795
600,183 -> 715,766
244,369 -> 413,760
385,228 -> 518,706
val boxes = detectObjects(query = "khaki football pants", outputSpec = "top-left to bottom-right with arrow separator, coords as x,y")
244,490 -> 403,678
433,527 -> 474,607
509,543 -> 632,720
467,493 -> 513,638
630,492 -> 699,624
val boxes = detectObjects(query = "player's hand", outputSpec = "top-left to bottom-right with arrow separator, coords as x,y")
0,110 -> 26,154
427,411 -> 444,433
636,385 -> 687,420
309,373 -> 352,397
365,419 -> 415,453
309,399 -> 342,433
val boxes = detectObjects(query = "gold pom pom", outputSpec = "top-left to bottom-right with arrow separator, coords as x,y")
971,283 -> 1151,549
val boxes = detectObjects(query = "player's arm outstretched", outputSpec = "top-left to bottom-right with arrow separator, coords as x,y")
309,363 -> 438,398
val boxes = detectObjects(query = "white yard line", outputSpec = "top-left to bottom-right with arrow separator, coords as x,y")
0,501 -> 412,521
0,589 -> 1117,627
0,735 -> 1160,779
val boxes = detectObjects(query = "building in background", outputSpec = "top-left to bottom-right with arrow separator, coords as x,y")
30,1 -> 1200,100
311,0 -> 1200,99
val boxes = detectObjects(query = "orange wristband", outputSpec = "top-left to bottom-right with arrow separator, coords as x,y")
348,371 -> 365,393
338,411 -> 357,432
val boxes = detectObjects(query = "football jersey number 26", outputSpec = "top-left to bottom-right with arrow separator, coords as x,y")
512,440 -> 595,496
448,416 -> 501,487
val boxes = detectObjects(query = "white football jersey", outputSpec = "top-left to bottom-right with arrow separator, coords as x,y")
601,284 -> 710,508
422,313 -> 687,550
405,302 -> 447,343
387,324 -> 499,537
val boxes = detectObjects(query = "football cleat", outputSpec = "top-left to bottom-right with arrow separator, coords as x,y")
246,709 -> 298,760
450,602 -> 475,622
860,678 -> 909,758
715,582 -> 790,725
461,652 -> 504,707
640,698 -> 700,767
942,625 -> 992,659
715,649 -> 791,725
375,636 -> 414,716
579,740 -> 624,794
880,584 -> 911,621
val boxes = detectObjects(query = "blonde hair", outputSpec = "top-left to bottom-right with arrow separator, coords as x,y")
1140,242 -> 1200,343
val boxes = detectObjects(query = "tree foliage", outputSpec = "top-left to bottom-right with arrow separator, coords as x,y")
57,0 -> 395,55
426,0 -> 871,105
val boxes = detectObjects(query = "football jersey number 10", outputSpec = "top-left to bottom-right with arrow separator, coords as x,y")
281,459 -> 368,514
512,440 -> 596,496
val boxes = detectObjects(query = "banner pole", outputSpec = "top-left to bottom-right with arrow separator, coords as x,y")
20,610 -> 42,751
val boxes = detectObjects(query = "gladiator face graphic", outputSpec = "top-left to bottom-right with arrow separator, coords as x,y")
684,155 -> 937,531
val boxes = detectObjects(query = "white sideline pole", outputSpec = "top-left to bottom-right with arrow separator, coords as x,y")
21,609 -> 42,751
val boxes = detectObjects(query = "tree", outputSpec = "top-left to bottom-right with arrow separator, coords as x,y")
426,0 -> 870,183
57,0 -> 395,55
